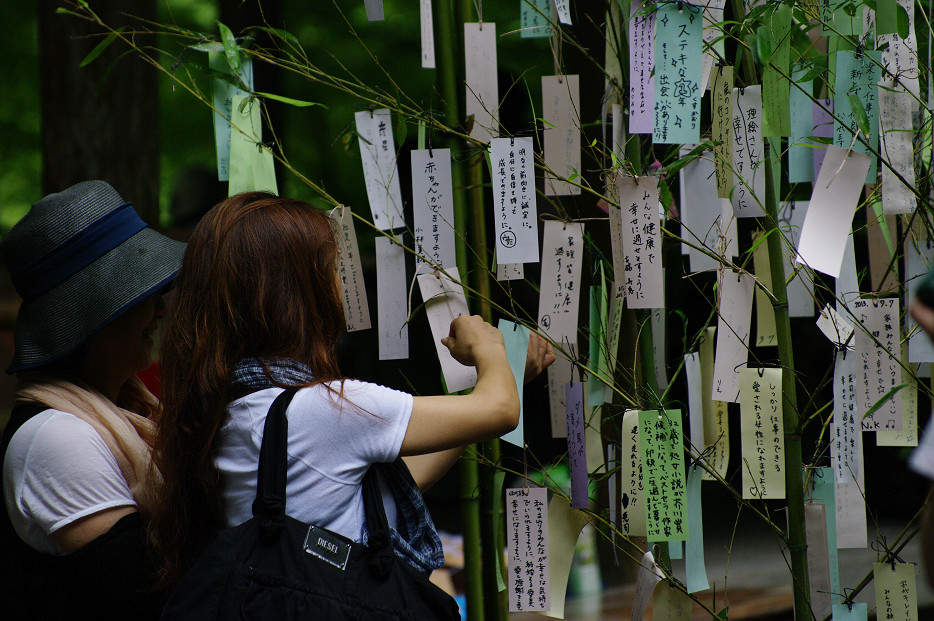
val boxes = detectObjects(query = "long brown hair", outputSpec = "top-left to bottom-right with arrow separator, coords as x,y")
150,192 -> 345,584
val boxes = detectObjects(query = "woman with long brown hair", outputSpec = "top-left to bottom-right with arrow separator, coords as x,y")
151,192 -> 553,607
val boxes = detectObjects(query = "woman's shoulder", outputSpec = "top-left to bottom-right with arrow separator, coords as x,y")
8,409 -> 103,455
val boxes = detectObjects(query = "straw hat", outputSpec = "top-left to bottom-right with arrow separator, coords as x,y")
1,180 -> 186,373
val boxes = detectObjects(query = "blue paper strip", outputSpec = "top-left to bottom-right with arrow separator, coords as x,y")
653,3 -> 703,144
499,319 -> 530,448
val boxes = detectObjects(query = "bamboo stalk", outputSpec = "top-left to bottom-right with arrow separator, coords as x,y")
728,0 -> 810,615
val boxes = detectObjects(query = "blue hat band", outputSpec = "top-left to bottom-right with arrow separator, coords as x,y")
13,203 -> 148,302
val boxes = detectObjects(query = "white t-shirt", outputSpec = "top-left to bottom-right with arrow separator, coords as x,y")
3,410 -> 137,555
217,380 -> 413,542
910,417 -> 934,480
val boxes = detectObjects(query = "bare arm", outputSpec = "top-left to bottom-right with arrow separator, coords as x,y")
52,506 -> 137,553
401,327 -> 555,490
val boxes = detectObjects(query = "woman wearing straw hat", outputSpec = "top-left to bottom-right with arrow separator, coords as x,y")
0,180 -> 185,620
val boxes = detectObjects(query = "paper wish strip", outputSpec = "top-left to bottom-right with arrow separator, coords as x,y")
699,0 -> 726,92
879,88 -> 916,215
711,67 -> 735,198
761,3 -> 791,138
355,109 -> 404,230
540,497 -> 588,618
417,268 -> 476,392
679,149 -> 730,272
874,563 -> 918,621
411,149 -> 456,274
620,410 -> 647,536
538,221 -> 584,346
739,368 -> 785,499
608,171 -> 626,301
364,0 -> 383,21
491,138 -> 539,264
836,234 -> 860,312
419,0 -> 435,68
833,351 -> 860,483
554,0 -> 572,25
699,327 -> 730,480
816,304 -> 855,349
877,372 -> 918,447
228,94 -> 278,196
499,320 -> 529,448
639,410 -> 688,541
464,23 -> 499,144
616,175 -> 663,308
833,50 -> 881,184
547,355 -> 573,438
328,206 -> 371,332
496,261 -> 524,281
853,298 -> 903,431
506,487 -> 550,612
712,272 -> 755,402
788,74 -> 814,184
777,200 -> 815,318
808,467 -> 842,597
542,75 -> 581,196
685,468 -> 710,593
835,433 -> 867,548
520,0 -> 552,38
752,231 -> 777,347
805,503 -> 832,621
628,1 -> 655,134
375,235 -> 408,360
877,0 -> 921,102
565,382 -> 588,509
730,86 -> 766,217
653,2 -> 703,144
209,53 -> 253,182
795,146 -> 871,278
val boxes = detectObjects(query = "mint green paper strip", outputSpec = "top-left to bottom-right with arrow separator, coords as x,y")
762,3 -> 791,137
653,3 -> 703,144
788,74 -> 814,183
832,602 -> 867,620
521,0 -> 553,38
808,467 -> 841,599
252,143 -> 279,196
499,319 -> 529,448
685,467 -> 709,593
668,540 -> 683,560
417,120 -> 426,151
228,94 -> 260,196
833,50 -> 881,184
493,470 -> 507,592
639,410 -> 688,542
587,264 -> 608,407
209,52 -> 253,182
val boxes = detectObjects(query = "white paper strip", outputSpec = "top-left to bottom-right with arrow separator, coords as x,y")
628,2 -> 655,134
496,262 -> 524,281
805,503 -> 832,621
617,176 -> 663,308
329,206 -> 371,332
854,298 -> 903,430
835,430 -> 867,548
548,355 -> 573,438
417,268 -> 477,393
491,137 -> 539,264
464,23 -> 499,144
686,352 -> 704,458
906,242 -> 934,362
730,86 -> 766,217
833,352 -> 859,482
506,487 -> 550,612
777,200 -> 815,318
620,410 -> 646,536
796,146 -> 871,277
419,0 -> 435,69
700,0 -> 727,91
375,235 -> 408,360
542,75 -> 581,196
631,551 -> 666,621
816,304 -> 856,349
680,149 -> 729,272
879,88 -> 916,214
538,221 -> 584,346
411,149 -> 456,274
836,234 -> 860,313
554,0 -> 572,25
355,109 -> 404,230
364,0 -> 383,21
739,368 -> 785,499
712,272 -> 755,402
877,0 -> 920,102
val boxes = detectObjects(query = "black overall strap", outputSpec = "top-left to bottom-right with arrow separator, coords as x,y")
362,465 -> 396,576
252,388 -> 298,541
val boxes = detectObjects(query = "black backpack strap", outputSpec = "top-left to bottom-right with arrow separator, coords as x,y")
252,388 -> 298,542
362,465 -> 395,576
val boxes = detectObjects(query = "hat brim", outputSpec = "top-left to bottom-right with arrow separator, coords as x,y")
8,228 -> 186,373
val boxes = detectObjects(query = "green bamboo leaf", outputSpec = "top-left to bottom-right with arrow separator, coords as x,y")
254,92 -> 328,109
848,93 -> 871,137
896,3 -> 910,39
746,228 -> 777,256
862,383 -> 908,421
246,25 -> 300,46
745,33 -> 760,67
80,28 -> 125,67
217,21 -> 241,74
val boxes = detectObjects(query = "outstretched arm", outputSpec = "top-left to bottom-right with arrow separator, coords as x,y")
402,324 -> 554,491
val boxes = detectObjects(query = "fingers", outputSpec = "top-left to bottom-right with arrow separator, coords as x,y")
524,333 -> 556,383
911,300 -> 934,337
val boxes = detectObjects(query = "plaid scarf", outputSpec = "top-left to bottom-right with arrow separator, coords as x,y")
230,357 -> 444,574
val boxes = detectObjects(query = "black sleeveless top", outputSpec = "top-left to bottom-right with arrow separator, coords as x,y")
0,403 -> 165,620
